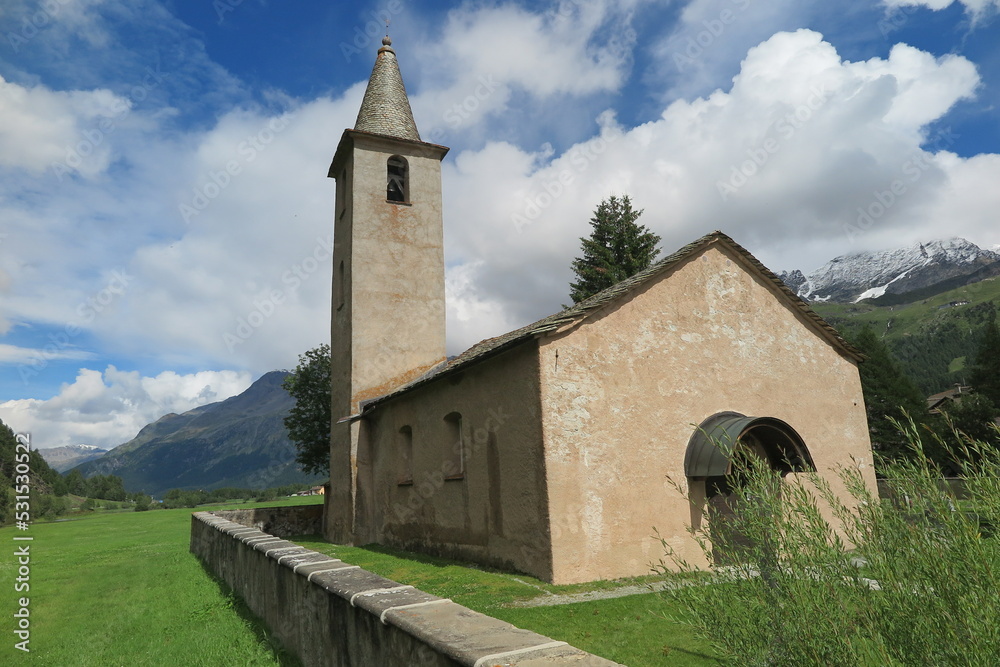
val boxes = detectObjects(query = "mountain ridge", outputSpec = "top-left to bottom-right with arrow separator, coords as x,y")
72,371 -> 323,497
778,238 -> 1000,304
38,444 -> 109,473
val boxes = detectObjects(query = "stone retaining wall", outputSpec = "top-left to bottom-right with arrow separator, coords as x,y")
209,503 -> 323,537
190,509 -> 620,666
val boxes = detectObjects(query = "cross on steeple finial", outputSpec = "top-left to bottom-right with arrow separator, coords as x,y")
382,18 -> 392,47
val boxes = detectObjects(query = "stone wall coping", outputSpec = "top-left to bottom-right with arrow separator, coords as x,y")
192,511 -> 622,666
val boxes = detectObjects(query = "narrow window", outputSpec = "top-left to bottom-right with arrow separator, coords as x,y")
397,426 -> 413,485
335,260 -> 345,310
337,169 -> 346,217
444,412 -> 464,479
387,156 -> 408,202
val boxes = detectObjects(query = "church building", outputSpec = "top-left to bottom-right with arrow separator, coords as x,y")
324,36 -> 877,585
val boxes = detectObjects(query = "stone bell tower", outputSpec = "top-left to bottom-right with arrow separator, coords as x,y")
325,36 -> 449,543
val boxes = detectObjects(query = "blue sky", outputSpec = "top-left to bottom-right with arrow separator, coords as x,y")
1,0 -> 998,450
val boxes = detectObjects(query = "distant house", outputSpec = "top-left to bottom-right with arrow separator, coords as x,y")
927,385 -> 971,414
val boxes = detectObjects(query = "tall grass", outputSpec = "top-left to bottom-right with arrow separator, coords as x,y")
656,421 -> 1000,666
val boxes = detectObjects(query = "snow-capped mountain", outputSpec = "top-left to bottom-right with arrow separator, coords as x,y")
778,238 -> 1000,303
39,444 -> 109,473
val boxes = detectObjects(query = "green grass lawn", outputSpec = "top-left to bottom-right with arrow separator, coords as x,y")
0,497 -> 320,666
0,497 -> 716,666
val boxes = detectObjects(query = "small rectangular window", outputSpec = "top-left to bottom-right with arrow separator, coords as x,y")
397,426 -> 413,485
335,260 -> 345,311
444,413 -> 464,480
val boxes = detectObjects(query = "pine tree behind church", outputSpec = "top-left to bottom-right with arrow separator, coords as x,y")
568,195 -> 661,303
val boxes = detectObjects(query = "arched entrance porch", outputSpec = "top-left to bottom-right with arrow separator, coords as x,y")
685,412 -> 816,564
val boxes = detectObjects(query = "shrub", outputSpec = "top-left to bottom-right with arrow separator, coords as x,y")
655,419 -> 1000,666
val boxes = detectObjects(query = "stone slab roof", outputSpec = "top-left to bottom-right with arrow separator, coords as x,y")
359,230 -> 863,414
354,38 -> 420,142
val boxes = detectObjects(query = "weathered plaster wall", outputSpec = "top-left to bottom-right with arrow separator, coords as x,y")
341,134 -> 447,408
191,511 -> 618,666
357,344 -> 553,581
539,243 -> 877,584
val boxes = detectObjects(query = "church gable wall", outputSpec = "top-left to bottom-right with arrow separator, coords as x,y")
538,244 -> 876,584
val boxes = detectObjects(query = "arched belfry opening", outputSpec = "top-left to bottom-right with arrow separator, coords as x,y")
387,155 -> 408,202
685,412 -> 815,564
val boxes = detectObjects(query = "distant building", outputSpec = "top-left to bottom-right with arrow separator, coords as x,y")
322,37 -> 877,584
927,385 -> 972,414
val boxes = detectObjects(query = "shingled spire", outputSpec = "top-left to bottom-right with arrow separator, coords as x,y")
354,36 -> 420,141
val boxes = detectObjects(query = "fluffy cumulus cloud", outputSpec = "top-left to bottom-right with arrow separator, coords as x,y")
106,92 -> 363,371
408,0 -> 640,145
0,75 -> 128,175
651,0 -> 812,100
0,367 -> 253,449
439,29 -> 994,351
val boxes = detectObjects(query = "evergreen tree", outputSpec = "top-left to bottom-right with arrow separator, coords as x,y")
939,393 -> 998,446
851,326 -> 929,462
969,313 -> 1000,407
568,195 -> 661,303
283,344 -> 332,476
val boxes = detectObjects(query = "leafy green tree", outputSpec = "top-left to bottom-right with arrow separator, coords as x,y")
132,494 -> 153,512
568,195 -> 661,303
969,314 -> 1000,407
64,468 -> 88,495
283,344 -> 331,476
851,326 -> 928,462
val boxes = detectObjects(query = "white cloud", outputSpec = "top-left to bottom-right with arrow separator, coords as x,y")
0,343 -> 93,364
0,75 -> 128,175
436,29 -> 994,351
408,0 -> 639,144
651,0 -> 813,101
884,0 -> 1000,20
0,366 -> 253,450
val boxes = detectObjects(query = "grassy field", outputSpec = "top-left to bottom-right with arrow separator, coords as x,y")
0,497 -> 318,666
0,498 -> 716,666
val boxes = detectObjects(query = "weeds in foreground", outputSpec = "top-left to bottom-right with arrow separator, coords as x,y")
656,420 -> 1000,666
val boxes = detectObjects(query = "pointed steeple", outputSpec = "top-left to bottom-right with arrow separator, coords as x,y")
354,36 -> 420,141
